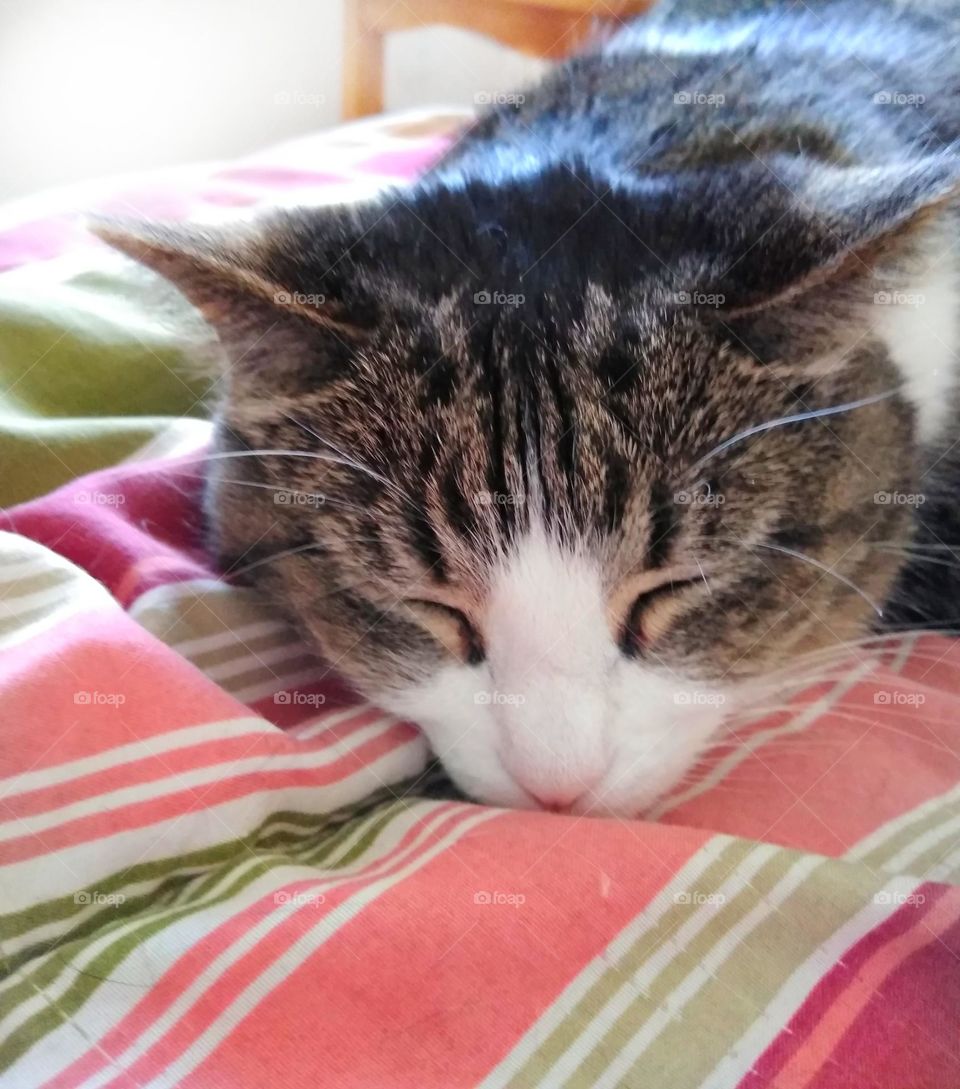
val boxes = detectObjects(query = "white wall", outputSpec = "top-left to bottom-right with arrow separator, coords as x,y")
0,0 -> 546,200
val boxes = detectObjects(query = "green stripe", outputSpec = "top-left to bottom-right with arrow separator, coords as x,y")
901,822 -> 960,881
625,856 -> 890,1086
0,799 -> 420,1071
1,809 -> 338,945
564,847 -> 799,1089
856,797 -> 960,872
502,838 -> 756,1089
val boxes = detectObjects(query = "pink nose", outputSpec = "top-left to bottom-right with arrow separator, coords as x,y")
524,775 -> 601,813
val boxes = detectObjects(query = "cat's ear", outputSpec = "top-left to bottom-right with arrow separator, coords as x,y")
706,153 -> 960,313
91,216 -> 373,381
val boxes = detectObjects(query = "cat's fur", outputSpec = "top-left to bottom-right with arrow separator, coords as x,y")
98,0 -> 960,815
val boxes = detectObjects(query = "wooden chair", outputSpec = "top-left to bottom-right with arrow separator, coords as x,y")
342,0 -> 654,118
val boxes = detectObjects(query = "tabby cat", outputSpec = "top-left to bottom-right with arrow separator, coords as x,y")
98,0 -> 960,815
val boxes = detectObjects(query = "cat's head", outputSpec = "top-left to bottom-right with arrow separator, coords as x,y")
96,152 -> 959,815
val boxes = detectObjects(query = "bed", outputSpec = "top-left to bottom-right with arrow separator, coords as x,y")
0,107 -> 958,1089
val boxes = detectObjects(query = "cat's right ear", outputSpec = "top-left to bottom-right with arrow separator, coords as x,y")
91,216 -> 373,381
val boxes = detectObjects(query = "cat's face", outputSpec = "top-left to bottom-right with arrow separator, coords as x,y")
97,156 -> 955,815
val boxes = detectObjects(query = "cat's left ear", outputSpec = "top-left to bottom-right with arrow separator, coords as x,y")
707,153 -> 960,313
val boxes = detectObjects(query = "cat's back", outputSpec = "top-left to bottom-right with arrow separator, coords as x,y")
439,0 -> 960,178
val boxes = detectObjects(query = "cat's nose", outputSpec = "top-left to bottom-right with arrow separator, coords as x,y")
518,772 -> 602,813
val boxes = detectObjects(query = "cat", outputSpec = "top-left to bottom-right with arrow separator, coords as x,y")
96,0 -> 960,817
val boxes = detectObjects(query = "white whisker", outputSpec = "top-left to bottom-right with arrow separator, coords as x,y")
686,388 -> 898,477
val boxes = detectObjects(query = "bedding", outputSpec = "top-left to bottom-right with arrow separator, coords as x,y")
0,108 -> 958,1089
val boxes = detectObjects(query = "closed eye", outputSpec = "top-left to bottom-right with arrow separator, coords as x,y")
620,577 -> 701,657
405,599 -> 485,665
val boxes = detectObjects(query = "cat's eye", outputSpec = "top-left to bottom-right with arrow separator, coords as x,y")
405,599 -> 485,665
620,577 -> 700,656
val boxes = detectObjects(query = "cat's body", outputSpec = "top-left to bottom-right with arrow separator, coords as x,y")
99,0 -> 960,815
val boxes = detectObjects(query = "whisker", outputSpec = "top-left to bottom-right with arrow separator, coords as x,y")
280,412 -> 419,509
750,541 -> 884,617
685,388 -> 898,477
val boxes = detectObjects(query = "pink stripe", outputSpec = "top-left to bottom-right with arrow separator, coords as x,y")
2,705 -> 395,817
0,722 -> 417,864
181,813 -> 713,1089
42,804 -> 469,1089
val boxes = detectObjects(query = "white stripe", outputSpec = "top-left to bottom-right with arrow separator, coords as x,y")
0,801 -> 428,1038
886,811 -> 960,875
294,704 -> 391,740
166,620 -> 289,658
0,738 -> 429,912
530,844 -> 781,1088
926,843 -> 960,884
69,808 -> 493,1089
0,719 -> 399,842
0,717 -> 269,801
0,555 -> 67,584
696,874 -> 924,1089
201,641 -> 312,683
0,579 -> 93,617
128,578 -> 231,615
649,660 -> 876,820
229,666 -> 331,704
847,782 -> 960,862
589,856 -> 821,1089
480,837 -> 735,1089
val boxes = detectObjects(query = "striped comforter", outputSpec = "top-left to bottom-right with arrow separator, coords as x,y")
0,110 -> 959,1089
